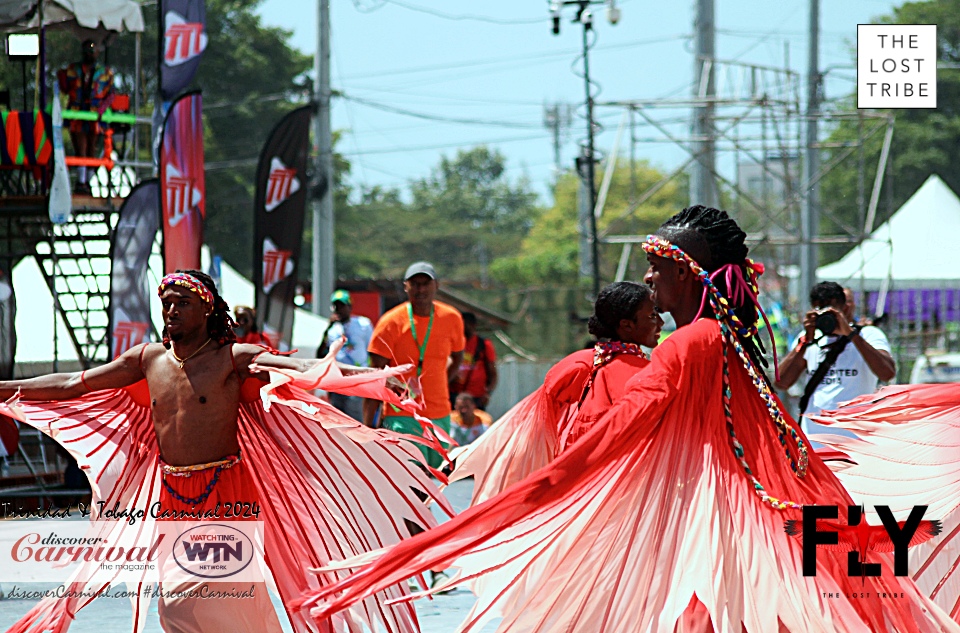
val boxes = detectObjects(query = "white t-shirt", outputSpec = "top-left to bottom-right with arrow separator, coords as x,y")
799,325 -> 891,438
325,316 -> 373,366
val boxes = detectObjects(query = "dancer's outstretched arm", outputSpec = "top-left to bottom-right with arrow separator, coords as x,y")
0,343 -> 145,400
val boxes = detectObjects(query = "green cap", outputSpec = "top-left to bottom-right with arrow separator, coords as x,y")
330,289 -> 351,305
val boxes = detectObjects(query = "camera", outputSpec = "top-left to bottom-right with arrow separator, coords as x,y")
814,308 -> 838,335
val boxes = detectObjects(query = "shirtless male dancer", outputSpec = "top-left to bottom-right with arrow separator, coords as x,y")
1,271 -> 434,633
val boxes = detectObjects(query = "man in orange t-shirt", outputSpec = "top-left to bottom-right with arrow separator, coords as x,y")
365,261 -> 465,469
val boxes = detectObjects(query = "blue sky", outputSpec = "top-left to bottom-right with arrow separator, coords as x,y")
255,0 -> 900,202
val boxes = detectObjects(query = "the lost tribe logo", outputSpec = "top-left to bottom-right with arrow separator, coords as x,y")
164,12 -> 207,65
784,505 -> 941,579
173,524 -> 253,579
264,157 -> 300,212
113,321 -> 150,358
262,237 -> 294,294
164,163 -> 202,228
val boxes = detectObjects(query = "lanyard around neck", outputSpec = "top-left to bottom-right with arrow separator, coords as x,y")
407,303 -> 435,376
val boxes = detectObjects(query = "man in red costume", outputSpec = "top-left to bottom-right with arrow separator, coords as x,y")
0,270 -> 449,633
297,206 -> 957,632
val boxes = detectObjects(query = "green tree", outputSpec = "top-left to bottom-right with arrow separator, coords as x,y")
193,0 -> 312,278
493,161 -> 686,286
331,184 -> 405,280
820,0 -> 960,263
334,146 -> 543,283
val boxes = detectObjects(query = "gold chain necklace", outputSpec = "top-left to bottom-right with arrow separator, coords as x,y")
170,338 -> 212,369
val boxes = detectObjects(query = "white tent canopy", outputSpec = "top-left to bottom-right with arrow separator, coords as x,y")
0,0 -> 144,33
817,175 -> 960,290
13,246 -> 326,366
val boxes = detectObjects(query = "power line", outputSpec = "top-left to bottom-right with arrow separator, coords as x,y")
343,132 -> 550,156
203,93 -> 309,113
369,0 -> 544,25
339,34 -> 689,81
342,94 -> 542,129
208,132 -> 551,167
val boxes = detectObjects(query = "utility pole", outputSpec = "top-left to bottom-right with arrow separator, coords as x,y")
690,0 -> 718,207
312,0 -> 334,315
800,0 -> 820,298
581,15 -> 600,298
542,103 -> 572,175
550,0 -> 618,298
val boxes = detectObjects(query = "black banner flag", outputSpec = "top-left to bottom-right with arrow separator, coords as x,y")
109,180 -> 160,359
254,106 -> 312,349
160,0 -> 207,101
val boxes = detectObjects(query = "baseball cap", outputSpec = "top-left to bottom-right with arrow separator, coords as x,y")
404,261 -> 437,281
330,289 -> 351,305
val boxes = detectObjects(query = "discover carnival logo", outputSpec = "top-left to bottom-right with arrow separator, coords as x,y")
1,520 -> 265,583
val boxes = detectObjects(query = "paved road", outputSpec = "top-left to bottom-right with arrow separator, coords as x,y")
0,479 -> 500,632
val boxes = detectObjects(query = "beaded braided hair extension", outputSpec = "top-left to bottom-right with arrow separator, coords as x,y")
641,235 -> 808,512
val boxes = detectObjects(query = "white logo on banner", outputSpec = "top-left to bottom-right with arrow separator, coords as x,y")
164,12 -> 207,66
264,157 -> 300,212
262,237 -> 294,294
113,321 -> 150,359
164,163 -> 202,228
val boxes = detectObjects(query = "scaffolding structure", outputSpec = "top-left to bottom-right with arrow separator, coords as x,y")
595,55 -> 895,313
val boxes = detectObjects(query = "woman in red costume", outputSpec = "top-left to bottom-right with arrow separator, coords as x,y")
451,281 -> 662,505
296,206 -> 957,632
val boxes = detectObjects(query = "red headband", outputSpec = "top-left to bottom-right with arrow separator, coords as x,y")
158,273 -> 214,306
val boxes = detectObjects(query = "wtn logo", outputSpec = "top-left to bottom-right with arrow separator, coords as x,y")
784,505 -> 941,577
180,541 -> 243,563
173,524 -> 255,580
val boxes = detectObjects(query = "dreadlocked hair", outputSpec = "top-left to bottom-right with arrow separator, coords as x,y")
588,282 -> 652,340
161,269 -> 238,349
657,205 -> 771,382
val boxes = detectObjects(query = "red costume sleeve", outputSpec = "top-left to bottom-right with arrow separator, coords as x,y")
448,350 -> 593,505
299,320 -> 956,633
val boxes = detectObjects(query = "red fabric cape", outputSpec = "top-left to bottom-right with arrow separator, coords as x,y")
450,349 -> 649,506
1,359 -> 452,633
298,319 -> 957,632
811,383 -> 960,623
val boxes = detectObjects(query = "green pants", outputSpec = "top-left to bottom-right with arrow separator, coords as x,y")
382,414 -> 452,470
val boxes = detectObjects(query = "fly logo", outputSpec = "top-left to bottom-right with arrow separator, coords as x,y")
262,237 -> 294,294
265,157 -> 300,212
164,12 -> 207,65
164,163 -> 202,227
112,321 -> 149,358
784,505 -> 941,578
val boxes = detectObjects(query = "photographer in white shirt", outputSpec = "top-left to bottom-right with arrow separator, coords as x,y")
775,282 -> 895,438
